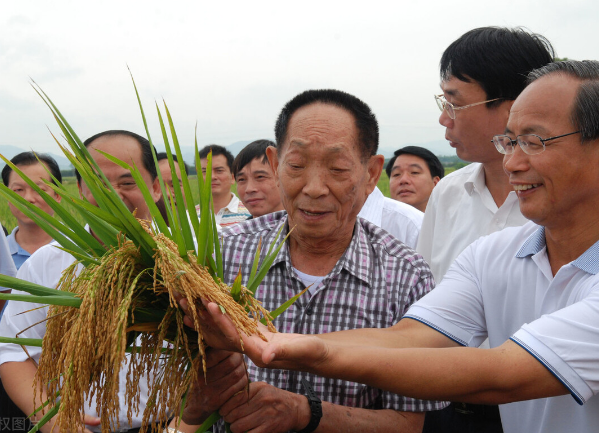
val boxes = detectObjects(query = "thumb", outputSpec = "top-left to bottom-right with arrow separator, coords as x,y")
83,414 -> 101,426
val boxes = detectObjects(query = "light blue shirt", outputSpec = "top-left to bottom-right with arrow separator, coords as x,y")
7,226 -> 31,270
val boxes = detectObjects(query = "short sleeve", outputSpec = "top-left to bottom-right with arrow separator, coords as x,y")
405,240 -> 488,347
511,288 -> 599,404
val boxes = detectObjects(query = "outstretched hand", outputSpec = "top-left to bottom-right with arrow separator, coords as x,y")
177,296 -> 330,372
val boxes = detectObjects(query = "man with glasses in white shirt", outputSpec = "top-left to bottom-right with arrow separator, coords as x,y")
416,27 -> 555,432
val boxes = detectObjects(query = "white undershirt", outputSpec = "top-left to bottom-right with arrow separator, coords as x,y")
293,267 -> 326,296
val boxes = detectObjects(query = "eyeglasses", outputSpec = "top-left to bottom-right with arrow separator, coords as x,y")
491,131 -> 581,155
435,94 -> 503,119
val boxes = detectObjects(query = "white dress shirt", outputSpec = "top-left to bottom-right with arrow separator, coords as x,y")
358,187 -> 423,249
406,221 -> 599,433
0,242 -> 163,431
417,163 -> 527,282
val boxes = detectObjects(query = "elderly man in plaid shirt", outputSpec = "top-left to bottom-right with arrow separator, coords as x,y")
177,89 -> 445,433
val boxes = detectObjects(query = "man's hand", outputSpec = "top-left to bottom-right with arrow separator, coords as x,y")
178,297 -> 330,371
38,414 -> 101,433
219,382 -> 311,433
180,349 -> 249,425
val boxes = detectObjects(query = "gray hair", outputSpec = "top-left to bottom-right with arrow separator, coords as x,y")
527,60 -> 599,143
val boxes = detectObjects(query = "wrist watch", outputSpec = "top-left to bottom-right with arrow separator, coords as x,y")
296,378 -> 323,433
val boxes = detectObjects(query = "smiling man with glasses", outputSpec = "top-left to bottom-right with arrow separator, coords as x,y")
416,27 -> 555,432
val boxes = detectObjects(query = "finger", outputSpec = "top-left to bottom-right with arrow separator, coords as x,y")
205,348 -> 238,369
82,414 -> 101,426
219,387 -> 252,419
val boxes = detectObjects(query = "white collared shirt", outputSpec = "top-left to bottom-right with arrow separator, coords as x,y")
0,229 -> 17,292
417,163 -> 527,282
0,242 -> 163,431
406,222 -> 599,433
358,187 -> 423,249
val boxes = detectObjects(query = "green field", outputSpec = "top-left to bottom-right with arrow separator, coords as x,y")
0,175 -> 393,233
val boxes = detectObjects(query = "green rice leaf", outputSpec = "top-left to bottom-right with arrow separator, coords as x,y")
0,293 -> 82,308
195,411 -> 221,433
163,101 -> 197,253
247,227 -> 292,295
0,186 -> 96,263
261,286 -> 309,324
0,337 -> 44,347
0,274 -> 76,297
231,268 -> 242,302
26,399 -> 60,433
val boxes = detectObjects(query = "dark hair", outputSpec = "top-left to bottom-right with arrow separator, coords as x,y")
385,146 -> 445,180
274,89 -> 379,159
77,130 -> 158,183
198,145 -> 234,171
527,60 -> 599,143
441,27 -> 555,105
232,139 -> 274,178
156,152 -> 189,175
2,151 -> 62,187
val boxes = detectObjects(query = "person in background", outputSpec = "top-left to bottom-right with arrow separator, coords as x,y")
1,152 -> 62,272
416,26 -> 555,432
386,146 -> 444,212
196,145 -> 251,227
232,139 -> 283,218
156,151 -> 189,206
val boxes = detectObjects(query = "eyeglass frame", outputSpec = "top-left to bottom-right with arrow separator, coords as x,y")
434,94 -> 503,119
491,130 -> 581,155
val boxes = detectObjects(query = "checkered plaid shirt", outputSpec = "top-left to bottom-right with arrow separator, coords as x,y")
219,211 -> 445,414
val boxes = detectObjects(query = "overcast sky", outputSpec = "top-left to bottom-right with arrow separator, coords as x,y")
1,0 -> 597,157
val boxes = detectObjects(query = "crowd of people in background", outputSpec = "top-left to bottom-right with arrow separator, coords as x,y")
0,25 -> 598,433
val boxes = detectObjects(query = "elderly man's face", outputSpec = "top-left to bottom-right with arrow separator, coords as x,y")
79,135 -> 161,221
503,74 -> 599,229
268,103 -> 382,244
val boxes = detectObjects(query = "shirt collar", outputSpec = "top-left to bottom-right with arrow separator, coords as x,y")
463,163 -> 486,196
7,226 -> 25,256
271,216 -> 372,286
516,225 -> 599,275
357,186 -> 384,225
224,193 -> 240,213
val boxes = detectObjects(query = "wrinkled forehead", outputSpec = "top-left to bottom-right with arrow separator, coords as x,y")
507,74 -> 579,134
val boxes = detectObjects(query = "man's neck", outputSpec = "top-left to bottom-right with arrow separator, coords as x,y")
545,216 -> 599,276
481,159 -> 513,208
289,230 -> 353,277
213,192 -> 233,213
14,224 -> 53,255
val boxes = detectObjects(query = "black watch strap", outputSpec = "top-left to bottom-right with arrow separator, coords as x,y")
296,378 -> 323,433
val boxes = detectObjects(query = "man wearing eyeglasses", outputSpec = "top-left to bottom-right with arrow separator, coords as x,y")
193,60 -> 599,433
416,27 -> 555,432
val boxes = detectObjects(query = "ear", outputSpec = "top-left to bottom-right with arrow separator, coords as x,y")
77,180 -> 83,199
53,189 -> 62,204
150,176 -> 161,203
266,146 -> 279,184
432,176 -> 440,186
365,154 -> 384,195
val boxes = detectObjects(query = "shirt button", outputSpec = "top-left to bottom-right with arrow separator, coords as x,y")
305,307 -> 314,315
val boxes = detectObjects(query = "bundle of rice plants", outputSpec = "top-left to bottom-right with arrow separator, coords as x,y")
0,74 -> 301,433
